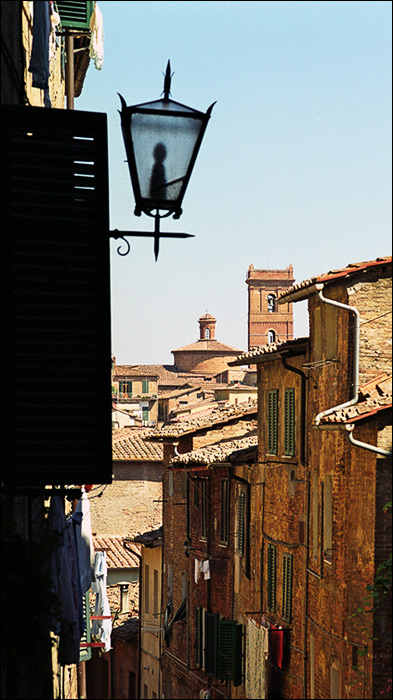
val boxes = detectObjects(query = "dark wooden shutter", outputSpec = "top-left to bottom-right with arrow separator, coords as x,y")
220,479 -> 230,544
1,105 -> 111,485
204,612 -> 219,677
217,619 -> 243,683
282,553 -> 293,622
237,491 -> 245,555
267,389 -> 278,454
201,479 -> 208,539
56,1 -> 94,30
195,607 -> 203,668
267,543 -> 276,612
284,388 -> 295,456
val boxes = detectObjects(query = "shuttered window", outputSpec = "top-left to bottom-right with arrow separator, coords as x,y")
267,390 -> 278,454
201,479 -> 208,540
237,492 -> 245,556
119,380 -> 132,397
217,619 -> 243,685
204,612 -> 219,677
56,1 -> 95,30
284,388 -> 295,456
282,553 -> 293,622
267,543 -> 276,612
220,479 -> 230,545
194,478 -> 199,507
195,607 -> 203,668
142,379 -> 149,394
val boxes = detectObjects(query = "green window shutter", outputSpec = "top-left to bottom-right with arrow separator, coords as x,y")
284,388 -> 295,456
267,543 -> 276,612
142,379 -> 149,394
217,619 -> 243,683
57,1 -> 95,30
142,407 -> 149,422
79,591 -> 91,662
237,492 -> 245,555
267,390 -> 278,454
220,479 -> 230,544
127,381 -> 133,396
282,553 -> 293,622
204,612 -> 219,677
195,607 -> 203,668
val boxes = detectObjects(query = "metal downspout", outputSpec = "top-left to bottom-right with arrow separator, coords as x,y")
345,424 -> 392,457
314,285 -> 360,425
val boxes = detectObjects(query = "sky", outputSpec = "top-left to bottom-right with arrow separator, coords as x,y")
77,1 -> 392,365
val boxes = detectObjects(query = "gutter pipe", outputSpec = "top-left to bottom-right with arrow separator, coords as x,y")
314,284 -> 360,426
313,284 -> 391,456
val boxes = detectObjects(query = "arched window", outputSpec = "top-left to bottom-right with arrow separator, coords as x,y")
267,294 -> 276,313
204,328 -> 211,339
267,330 -> 276,344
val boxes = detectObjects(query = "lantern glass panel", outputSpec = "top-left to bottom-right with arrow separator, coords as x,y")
131,109 -> 204,206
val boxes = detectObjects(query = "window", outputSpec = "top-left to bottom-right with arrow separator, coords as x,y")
201,479 -> 208,539
267,294 -> 276,312
237,491 -> 246,555
220,479 -> 230,545
142,379 -> 149,394
267,389 -> 278,454
267,329 -> 276,344
331,665 -> 340,699
194,478 -> 199,507
142,407 -> 149,422
267,543 -> 276,612
312,474 -> 318,559
284,388 -> 295,456
195,607 -> 203,668
153,569 -> 159,614
204,611 -> 219,676
323,476 -> 333,563
144,564 -> 150,614
310,636 -> 315,699
205,328 -> 211,339
119,380 -> 132,397
120,584 -> 129,613
282,553 -> 293,622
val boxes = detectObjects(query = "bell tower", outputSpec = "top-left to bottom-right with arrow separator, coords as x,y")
198,313 -> 216,340
246,264 -> 295,348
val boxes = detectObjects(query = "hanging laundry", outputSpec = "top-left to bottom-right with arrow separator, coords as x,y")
89,3 -> 104,70
201,559 -> 210,580
269,624 -> 284,669
72,488 -> 95,594
195,558 -> 200,584
45,496 -> 83,665
245,616 -> 268,698
91,551 -> 112,652
29,1 -> 52,106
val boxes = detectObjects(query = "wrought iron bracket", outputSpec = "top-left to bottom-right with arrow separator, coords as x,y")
110,212 -> 194,260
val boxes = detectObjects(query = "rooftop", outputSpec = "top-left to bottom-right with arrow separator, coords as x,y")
279,256 -> 392,303
149,398 -> 258,438
230,337 -> 309,365
170,430 -> 258,468
112,427 -> 164,461
318,374 -> 392,425
93,535 -> 139,568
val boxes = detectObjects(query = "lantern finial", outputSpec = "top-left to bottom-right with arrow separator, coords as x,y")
162,60 -> 173,100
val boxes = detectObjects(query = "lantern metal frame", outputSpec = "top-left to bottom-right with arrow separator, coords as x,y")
114,62 -> 215,259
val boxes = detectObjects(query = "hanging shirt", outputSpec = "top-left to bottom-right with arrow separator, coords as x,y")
92,551 -> 112,652
89,3 -> 104,70
29,0 -> 52,106
269,624 -> 284,669
73,488 -> 95,594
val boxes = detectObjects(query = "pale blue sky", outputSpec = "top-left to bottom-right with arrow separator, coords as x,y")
77,1 -> 392,365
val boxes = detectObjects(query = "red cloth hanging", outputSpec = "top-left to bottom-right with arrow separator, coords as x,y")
270,624 -> 284,668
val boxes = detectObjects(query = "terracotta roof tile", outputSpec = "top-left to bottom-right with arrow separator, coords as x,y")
149,398 -> 258,438
93,535 -> 139,568
172,339 -> 243,354
112,427 -> 164,461
131,526 -> 163,546
170,431 -> 258,467
319,374 -> 392,424
279,256 -> 391,302
230,337 -> 309,364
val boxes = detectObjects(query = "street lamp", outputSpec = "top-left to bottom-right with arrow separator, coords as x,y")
116,62 -> 215,259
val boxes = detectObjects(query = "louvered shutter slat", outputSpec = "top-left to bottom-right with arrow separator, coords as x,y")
204,612 -> 219,677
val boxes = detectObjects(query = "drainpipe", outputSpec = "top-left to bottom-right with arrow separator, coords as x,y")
314,285 -> 392,456
314,284 -> 360,426
345,424 -> 392,457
